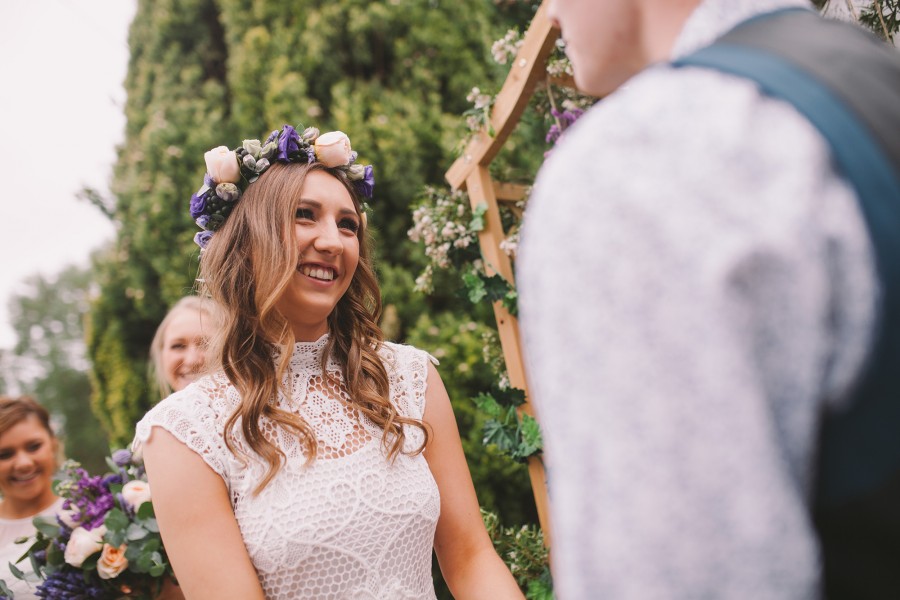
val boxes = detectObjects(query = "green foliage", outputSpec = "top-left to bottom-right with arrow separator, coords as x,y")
7,265 -> 110,472
483,509 -> 552,599
405,311 -> 537,526
858,0 -> 900,41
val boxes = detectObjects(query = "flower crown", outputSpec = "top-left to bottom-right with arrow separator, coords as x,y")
189,124 -> 375,249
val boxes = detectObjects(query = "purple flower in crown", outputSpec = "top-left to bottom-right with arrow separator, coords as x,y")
195,230 -> 214,249
277,125 -> 302,162
355,165 -> 375,199
189,186 -> 211,219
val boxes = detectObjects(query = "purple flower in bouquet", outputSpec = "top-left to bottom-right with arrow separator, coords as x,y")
111,449 -> 132,468
36,569 -> 105,599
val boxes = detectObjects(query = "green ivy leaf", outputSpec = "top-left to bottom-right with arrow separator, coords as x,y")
482,412 -> 519,453
469,202 -> 488,231
462,272 -> 487,303
514,414 -> 544,460
473,392 -> 504,419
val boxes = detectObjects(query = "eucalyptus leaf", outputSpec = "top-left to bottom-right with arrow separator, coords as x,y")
105,508 -> 129,531
32,516 -> 59,538
126,522 -> 149,541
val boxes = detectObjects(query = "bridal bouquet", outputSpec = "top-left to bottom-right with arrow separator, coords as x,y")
9,449 -> 176,599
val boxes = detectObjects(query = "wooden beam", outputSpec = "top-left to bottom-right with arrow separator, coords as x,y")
446,4 -> 560,190
465,166 -> 552,545
493,181 -> 530,202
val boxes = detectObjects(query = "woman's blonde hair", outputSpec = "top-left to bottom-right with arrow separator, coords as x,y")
149,296 -> 222,398
198,161 -> 428,492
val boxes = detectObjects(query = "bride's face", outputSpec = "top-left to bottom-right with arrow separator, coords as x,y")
274,170 -> 361,340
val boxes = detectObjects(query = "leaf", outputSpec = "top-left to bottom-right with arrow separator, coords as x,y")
149,563 -> 166,577
493,386 -> 526,407
0,579 -> 14,597
514,414 -> 544,460
8,560 -> 26,580
462,272 -> 487,303
126,522 -> 149,541
469,202 -> 488,231
104,508 -> 129,532
482,416 -> 518,453
46,542 -> 64,566
472,393 -> 504,419
32,516 -> 59,538
137,501 -> 156,520
107,529 -> 127,548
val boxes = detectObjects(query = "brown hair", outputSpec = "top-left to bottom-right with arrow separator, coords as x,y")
149,296 -> 223,398
198,161 -> 428,493
0,396 -> 55,440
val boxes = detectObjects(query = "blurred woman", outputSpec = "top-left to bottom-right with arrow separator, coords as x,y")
150,296 -> 222,397
0,396 -> 64,599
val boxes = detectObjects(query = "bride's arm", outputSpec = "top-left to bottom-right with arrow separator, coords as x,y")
424,362 -> 524,599
143,428 -> 265,600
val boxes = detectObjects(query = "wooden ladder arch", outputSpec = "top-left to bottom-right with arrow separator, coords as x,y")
444,1 -> 564,546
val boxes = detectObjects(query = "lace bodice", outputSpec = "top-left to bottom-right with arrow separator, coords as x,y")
134,336 -> 440,600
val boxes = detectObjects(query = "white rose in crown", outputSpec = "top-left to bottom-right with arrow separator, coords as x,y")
204,145 -> 241,183
64,525 -> 106,567
314,131 -> 352,167
122,480 -> 152,510
97,543 -> 130,579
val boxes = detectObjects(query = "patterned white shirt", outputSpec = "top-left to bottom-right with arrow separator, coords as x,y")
517,1 -> 879,598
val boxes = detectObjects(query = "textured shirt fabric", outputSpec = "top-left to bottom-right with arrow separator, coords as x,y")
516,0 -> 879,598
134,337 -> 440,600
0,498 -> 65,599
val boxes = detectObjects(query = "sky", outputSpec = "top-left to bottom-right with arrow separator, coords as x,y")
0,0 -> 136,349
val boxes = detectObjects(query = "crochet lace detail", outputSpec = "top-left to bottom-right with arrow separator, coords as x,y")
134,337 -> 440,599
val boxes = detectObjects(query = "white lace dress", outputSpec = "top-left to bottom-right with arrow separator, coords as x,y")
134,336 -> 440,600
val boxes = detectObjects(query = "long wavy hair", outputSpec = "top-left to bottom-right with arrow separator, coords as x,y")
198,161 -> 429,493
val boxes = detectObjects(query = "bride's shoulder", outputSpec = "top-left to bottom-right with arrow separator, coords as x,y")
378,341 -> 437,371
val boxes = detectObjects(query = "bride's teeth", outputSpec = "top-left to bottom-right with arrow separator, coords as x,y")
300,266 -> 334,281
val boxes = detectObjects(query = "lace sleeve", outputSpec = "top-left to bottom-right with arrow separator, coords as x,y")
382,343 -> 438,421
132,378 -> 232,481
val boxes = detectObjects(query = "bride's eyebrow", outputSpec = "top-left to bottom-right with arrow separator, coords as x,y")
297,198 -> 357,217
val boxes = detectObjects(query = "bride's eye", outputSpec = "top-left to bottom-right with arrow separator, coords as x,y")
339,218 -> 360,233
296,208 -> 314,220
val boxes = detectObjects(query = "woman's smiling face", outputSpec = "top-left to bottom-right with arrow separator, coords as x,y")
0,415 -> 57,511
274,170 -> 361,341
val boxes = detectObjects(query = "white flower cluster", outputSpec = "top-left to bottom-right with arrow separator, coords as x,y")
408,188 -> 478,292
499,229 -> 520,258
491,29 -> 524,65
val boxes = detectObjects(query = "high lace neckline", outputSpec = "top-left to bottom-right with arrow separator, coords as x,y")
289,332 -> 331,371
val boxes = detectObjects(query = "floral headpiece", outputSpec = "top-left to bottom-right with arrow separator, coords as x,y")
189,124 -> 375,249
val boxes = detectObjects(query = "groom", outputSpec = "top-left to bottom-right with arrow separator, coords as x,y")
518,0 -> 900,598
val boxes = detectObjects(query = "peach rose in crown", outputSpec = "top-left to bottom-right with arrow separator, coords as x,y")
97,543 -> 129,579
314,131 -> 352,167
122,480 -> 152,510
64,525 -> 106,567
204,146 -> 241,184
